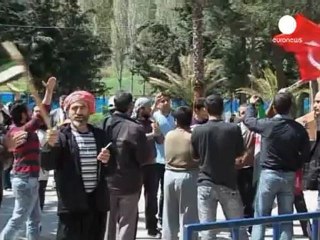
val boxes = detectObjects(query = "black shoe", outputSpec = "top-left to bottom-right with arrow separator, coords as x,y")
147,228 -> 161,238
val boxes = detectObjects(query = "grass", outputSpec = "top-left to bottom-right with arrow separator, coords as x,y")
102,67 -> 153,96
0,66 -> 154,96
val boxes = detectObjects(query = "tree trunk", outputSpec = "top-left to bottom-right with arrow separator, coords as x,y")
271,45 -> 288,89
192,0 -> 205,100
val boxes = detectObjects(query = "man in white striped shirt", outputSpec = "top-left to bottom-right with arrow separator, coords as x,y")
72,130 -> 98,192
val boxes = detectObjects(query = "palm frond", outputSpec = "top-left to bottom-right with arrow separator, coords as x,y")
148,77 -> 173,89
154,64 -> 183,86
205,77 -> 228,93
236,87 -> 262,98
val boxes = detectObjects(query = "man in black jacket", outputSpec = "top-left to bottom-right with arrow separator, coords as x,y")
41,91 -> 113,240
104,91 -> 148,240
244,93 -> 310,240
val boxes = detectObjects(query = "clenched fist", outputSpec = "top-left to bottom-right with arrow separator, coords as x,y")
46,129 -> 59,147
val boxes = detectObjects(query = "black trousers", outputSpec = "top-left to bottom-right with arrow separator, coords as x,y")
155,163 -> 165,225
142,164 -> 159,230
57,211 -> 107,240
56,192 -> 107,240
237,167 -> 255,219
0,162 -> 3,207
38,180 -> 48,210
294,191 -> 311,237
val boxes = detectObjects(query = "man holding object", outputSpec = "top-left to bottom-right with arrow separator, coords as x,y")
41,91 -> 114,240
1,77 -> 55,240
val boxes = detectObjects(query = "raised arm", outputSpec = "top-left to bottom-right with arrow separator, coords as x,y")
23,77 -> 56,132
244,96 -> 271,134
42,77 -> 56,105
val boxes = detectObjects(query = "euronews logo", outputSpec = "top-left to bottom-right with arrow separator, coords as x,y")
272,38 -> 303,43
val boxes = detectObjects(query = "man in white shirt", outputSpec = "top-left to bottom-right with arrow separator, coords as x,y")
50,95 -> 67,127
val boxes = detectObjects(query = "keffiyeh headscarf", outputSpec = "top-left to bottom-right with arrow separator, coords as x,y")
64,91 -> 96,114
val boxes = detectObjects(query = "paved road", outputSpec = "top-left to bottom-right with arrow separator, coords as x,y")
0,176 -> 318,239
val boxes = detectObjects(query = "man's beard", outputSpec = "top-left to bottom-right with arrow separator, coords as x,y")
72,115 -> 89,126
141,112 -> 150,119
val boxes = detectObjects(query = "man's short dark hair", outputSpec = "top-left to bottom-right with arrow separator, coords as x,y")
205,94 -> 224,116
173,106 -> 193,128
159,92 -> 171,99
192,97 -> 206,110
10,100 -> 28,125
114,90 -> 133,113
273,92 -> 293,115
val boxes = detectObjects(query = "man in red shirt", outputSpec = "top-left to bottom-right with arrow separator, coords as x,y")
1,77 -> 56,240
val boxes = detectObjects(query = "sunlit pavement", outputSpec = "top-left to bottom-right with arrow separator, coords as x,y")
0,175 -> 317,239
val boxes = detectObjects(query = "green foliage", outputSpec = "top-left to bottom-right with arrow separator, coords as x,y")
1,0 -> 110,95
131,23 -> 183,79
148,55 -> 227,104
89,113 -> 104,126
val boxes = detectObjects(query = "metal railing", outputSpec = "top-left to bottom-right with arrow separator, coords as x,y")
183,212 -> 320,240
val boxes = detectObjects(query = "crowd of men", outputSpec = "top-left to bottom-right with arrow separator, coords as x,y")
0,76 -> 319,240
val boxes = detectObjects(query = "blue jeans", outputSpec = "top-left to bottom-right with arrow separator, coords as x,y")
1,175 -> 41,240
252,169 -> 295,240
198,183 -> 248,240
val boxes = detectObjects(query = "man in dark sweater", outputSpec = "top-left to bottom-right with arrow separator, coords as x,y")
191,94 -> 248,240
41,90 -> 112,240
104,91 -> 148,240
244,93 -> 310,240
1,77 -> 56,240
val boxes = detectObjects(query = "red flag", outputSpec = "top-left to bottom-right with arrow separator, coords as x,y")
273,14 -> 320,81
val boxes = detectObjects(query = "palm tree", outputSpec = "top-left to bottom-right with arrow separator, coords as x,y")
148,55 -> 227,105
236,68 -> 308,102
192,0 -> 205,99
236,68 -> 309,117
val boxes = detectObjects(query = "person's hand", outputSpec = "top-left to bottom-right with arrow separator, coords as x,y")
4,130 -> 28,150
153,93 -> 164,109
46,129 -> 59,147
249,95 -> 260,105
151,121 -> 161,136
235,156 -> 245,170
97,147 -> 110,164
42,77 -> 56,92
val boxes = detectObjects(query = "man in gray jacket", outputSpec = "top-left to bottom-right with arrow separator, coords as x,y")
104,91 -> 148,240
